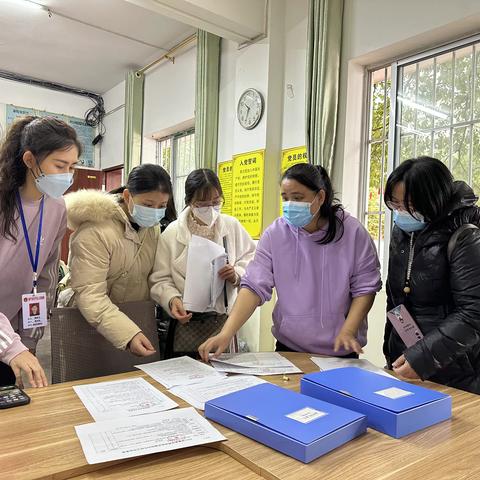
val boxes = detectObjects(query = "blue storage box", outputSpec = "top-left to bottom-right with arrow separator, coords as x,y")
205,382 -> 367,463
301,367 -> 452,438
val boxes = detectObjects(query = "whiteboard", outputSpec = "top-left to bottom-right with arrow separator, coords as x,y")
6,104 -> 95,168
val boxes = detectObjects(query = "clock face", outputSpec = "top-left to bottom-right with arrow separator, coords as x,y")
237,88 -> 264,130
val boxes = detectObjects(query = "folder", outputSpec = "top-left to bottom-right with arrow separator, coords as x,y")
205,383 -> 367,463
301,367 -> 451,438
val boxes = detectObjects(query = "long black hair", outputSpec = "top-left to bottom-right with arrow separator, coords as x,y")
184,168 -> 223,205
282,163 -> 344,244
0,116 -> 82,241
110,163 -> 177,225
384,156 -> 454,222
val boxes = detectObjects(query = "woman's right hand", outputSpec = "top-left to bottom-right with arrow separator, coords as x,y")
170,297 -> 193,324
198,331 -> 233,363
9,350 -> 48,388
128,332 -> 156,357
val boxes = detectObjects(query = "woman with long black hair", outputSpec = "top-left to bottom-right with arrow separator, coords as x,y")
199,163 -> 381,361
0,116 -> 81,387
60,164 -> 176,356
384,156 -> 480,393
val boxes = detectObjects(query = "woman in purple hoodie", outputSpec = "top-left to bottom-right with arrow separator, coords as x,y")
199,164 -> 381,360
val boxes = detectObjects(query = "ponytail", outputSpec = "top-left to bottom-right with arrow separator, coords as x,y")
0,116 -> 82,241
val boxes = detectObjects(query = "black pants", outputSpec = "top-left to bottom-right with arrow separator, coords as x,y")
0,362 -> 16,387
275,340 -> 359,359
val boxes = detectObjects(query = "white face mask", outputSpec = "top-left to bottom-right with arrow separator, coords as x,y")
192,205 -> 221,227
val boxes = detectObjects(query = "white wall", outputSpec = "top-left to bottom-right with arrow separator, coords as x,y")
143,45 -> 196,137
281,0 -> 308,150
0,77 -> 100,169
101,80 -> 125,170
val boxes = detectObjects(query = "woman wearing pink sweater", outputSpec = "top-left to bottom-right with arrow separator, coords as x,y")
0,116 -> 81,387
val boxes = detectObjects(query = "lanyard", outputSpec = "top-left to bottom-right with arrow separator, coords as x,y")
16,191 -> 44,295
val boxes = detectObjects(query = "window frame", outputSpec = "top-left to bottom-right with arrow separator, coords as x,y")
362,33 -> 480,276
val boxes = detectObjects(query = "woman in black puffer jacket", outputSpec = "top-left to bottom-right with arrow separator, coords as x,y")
384,156 -> 480,394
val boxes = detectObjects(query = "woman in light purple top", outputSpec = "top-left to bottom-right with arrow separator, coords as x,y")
199,164 -> 381,360
0,116 -> 81,387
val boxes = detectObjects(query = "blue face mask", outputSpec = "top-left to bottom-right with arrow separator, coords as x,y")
35,172 -> 73,198
282,201 -> 317,228
130,203 -> 166,228
393,210 -> 427,233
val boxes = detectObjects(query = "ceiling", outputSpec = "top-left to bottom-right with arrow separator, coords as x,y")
0,0 -> 196,93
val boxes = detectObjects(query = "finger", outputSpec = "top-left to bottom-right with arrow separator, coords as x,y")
351,340 -> 363,354
213,343 -> 225,358
39,366 -> 48,387
198,342 -> 209,362
141,336 -> 155,351
392,356 -> 405,368
217,266 -> 228,275
333,338 -> 340,352
25,365 -> 36,388
11,364 -> 21,386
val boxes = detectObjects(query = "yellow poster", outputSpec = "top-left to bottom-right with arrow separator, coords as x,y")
281,146 -> 308,173
232,150 -> 265,239
217,160 -> 233,216
279,146 -> 309,216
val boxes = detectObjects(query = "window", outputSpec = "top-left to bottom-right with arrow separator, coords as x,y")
363,36 -> 480,271
156,130 -> 195,211
364,67 -> 391,269
395,41 -> 480,193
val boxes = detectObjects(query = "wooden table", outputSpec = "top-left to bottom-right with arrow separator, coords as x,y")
1,353 -> 478,480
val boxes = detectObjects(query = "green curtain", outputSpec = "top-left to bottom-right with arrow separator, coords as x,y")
124,71 -> 145,174
305,0 -> 344,173
195,30 -> 221,171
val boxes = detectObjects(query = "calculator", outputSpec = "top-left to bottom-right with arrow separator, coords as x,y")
0,385 -> 31,409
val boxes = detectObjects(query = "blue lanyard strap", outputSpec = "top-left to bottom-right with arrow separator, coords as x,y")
16,191 -> 44,292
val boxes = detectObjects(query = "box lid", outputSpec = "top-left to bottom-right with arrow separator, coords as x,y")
206,383 -> 365,445
303,367 -> 449,413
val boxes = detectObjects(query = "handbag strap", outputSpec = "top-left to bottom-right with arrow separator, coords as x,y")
447,223 -> 479,262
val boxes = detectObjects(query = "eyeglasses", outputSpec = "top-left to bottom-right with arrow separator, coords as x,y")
192,198 -> 224,208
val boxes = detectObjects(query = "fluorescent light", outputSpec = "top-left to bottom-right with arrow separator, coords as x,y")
398,96 -> 449,120
2,0 -> 45,10
396,124 -> 430,137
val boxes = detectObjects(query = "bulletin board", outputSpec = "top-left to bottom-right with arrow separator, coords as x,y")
231,149 -> 265,239
279,146 -> 309,216
217,160 -> 233,216
6,104 -> 96,168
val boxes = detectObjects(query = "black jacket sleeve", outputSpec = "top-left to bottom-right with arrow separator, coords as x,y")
405,228 -> 480,379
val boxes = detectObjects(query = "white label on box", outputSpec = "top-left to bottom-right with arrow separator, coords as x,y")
286,407 -> 327,424
375,387 -> 414,399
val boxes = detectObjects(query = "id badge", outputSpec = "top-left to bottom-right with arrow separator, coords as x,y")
387,304 -> 423,347
22,292 -> 47,329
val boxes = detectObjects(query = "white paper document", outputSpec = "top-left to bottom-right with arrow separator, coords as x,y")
212,352 -> 298,368
183,235 -> 227,312
73,378 -> 178,422
75,407 -> 226,464
169,375 -> 267,410
310,356 -> 397,379
209,352 -> 302,375
136,356 -> 225,389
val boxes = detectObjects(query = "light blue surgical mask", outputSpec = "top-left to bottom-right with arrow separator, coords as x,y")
282,200 -> 317,228
35,172 -> 73,198
130,202 -> 166,228
393,210 -> 427,233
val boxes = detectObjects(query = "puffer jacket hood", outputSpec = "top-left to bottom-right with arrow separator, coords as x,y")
64,189 -> 127,231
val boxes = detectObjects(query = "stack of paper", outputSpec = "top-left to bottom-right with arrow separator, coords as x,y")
135,356 -> 226,389
169,375 -> 267,410
183,235 -> 227,312
310,356 -> 396,379
73,378 -> 178,421
75,407 -> 226,464
210,352 -> 302,376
